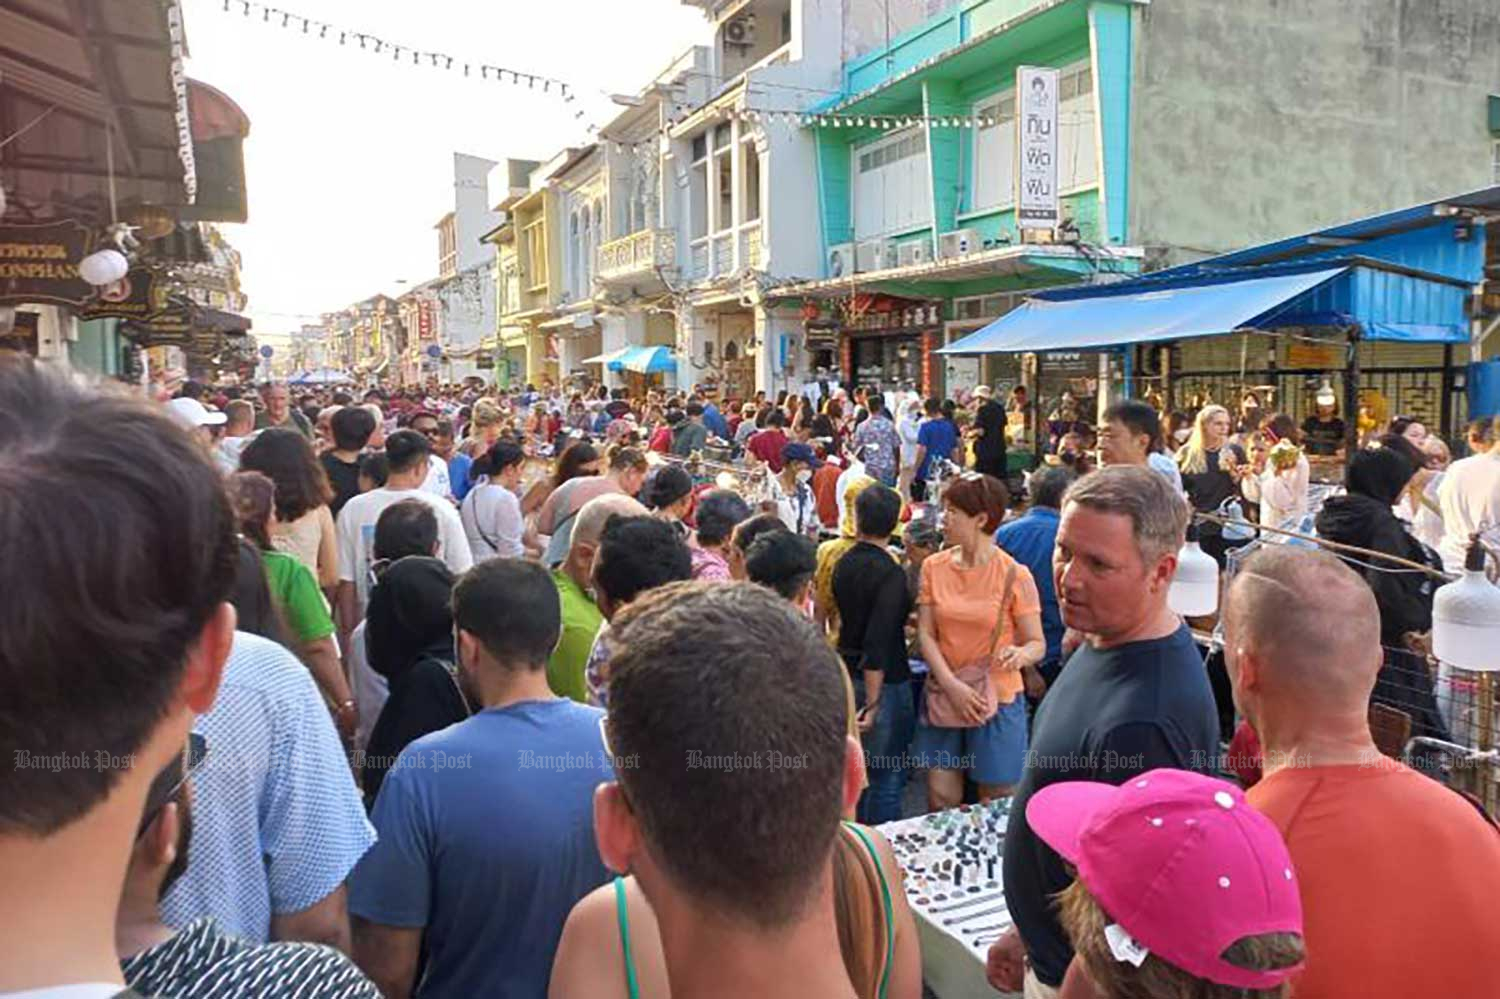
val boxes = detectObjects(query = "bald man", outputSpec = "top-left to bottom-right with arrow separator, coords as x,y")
1226,547 -> 1500,999
548,493 -> 648,703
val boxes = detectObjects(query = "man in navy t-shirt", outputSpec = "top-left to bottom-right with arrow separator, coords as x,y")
350,560 -> 613,998
990,467 -> 1220,997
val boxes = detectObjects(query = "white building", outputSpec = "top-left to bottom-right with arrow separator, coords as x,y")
434,152 -> 501,382
662,0 -> 852,400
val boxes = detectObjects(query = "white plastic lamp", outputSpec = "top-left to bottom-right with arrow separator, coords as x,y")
78,248 -> 129,286
1170,523 -> 1220,617
1432,536 -> 1500,672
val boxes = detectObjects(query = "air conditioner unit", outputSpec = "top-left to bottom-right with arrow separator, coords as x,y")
724,15 -> 756,47
856,239 -> 894,273
938,228 -> 981,260
898,241 -> 934,267
828,243 -> 855,278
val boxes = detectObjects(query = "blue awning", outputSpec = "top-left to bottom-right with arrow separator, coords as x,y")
608,345 -> 676,374
941,267 -> 1347,355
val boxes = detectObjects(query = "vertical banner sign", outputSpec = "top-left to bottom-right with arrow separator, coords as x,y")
1016,66 -> 1060,231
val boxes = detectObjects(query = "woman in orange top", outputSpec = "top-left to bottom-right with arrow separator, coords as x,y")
914,473 -> 1045,811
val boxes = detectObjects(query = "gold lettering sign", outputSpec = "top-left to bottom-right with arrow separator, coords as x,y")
0,221 -> 94,306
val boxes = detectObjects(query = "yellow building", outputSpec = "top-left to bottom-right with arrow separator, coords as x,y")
488,157 -> 569,388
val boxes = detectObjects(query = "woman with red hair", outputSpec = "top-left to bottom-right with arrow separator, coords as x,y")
912,473 -> 1046,811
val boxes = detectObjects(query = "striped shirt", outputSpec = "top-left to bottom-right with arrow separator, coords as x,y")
122,918 -> 378,998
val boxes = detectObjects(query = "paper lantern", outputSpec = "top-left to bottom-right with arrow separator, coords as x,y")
78,248 -> 129,286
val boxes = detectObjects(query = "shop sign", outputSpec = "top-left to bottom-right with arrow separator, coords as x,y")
843,301 -> 942,334
419,300 -> 433,340
79,269 -> 167,321
1016,66 -> 1060,230
126,312 -> 194,347
1284,341 -> 1342,370
0,221 -> 95,306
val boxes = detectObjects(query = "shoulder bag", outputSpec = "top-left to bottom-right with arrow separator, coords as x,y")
923,559 -> 1017,728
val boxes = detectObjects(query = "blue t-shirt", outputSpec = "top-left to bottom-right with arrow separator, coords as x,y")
995,507 -> 1063,670
702,402 -> 729,440
916,418 -> 958,481
448,452 -> 475,502
349,698 -> 613,998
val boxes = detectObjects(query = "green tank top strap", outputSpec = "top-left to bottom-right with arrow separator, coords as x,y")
614,876 -> 641,999
844,821 -> 894,999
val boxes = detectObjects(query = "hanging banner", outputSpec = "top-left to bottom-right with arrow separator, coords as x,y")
0,221 -> 94,305
1016,66 -> 1060,231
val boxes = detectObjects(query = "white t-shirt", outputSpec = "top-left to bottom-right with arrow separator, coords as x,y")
461,479 -> 525,561
421,454 -> 452,500
1147,451 -> 1185,495
335,486 -> 473,612
347,621 -> 386,754
1437,452 -> 1500,573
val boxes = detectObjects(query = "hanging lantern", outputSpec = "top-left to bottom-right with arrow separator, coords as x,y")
78,248 -> 129,286
1433,536 -> 1500,671
1169,523 -> 1219,617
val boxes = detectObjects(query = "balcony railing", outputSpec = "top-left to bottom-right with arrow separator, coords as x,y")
597,228 -> 677,283
739,222 -> 762,270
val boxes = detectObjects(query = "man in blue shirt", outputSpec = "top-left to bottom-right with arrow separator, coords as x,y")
913,398 -> 958,500
695,389 -> 730,441
350,559 -> 613,998
995,464 -> 1077,692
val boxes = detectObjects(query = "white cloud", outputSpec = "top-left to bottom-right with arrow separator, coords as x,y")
182,0 -> 706,341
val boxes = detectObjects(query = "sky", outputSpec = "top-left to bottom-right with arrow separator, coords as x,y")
181,0 -> 708,344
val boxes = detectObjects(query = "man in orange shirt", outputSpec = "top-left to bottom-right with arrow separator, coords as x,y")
1225,546 -> 1500,999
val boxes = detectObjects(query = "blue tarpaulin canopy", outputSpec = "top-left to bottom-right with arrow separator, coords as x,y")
940,260 -> 1470,356
608,345 -> 676,374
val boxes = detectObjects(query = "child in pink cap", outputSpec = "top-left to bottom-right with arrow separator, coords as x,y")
1026,767 -> 1304,999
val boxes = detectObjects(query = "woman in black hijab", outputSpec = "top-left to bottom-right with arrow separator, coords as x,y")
1316,445 -> 1449,745
362,556 -> 472,806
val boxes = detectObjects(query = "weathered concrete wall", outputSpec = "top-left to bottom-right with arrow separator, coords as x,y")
1130,0 -> 1500,264
842,0 -> 957,63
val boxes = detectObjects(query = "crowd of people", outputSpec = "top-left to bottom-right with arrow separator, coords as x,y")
2,354 -> 1498,999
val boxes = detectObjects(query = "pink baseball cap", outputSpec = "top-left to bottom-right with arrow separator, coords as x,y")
1027,768 -> 1303,990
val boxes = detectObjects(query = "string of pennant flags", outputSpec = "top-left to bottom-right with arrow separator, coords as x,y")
214,0 -> 576,101
593,106 -> 1097,153
212,0 -> 1091,142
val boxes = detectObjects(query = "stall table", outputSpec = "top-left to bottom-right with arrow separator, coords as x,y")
879,800 -> 1018,999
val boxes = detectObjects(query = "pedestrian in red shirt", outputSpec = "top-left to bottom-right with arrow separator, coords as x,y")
748,411 -> 790,471
1226,546 -> 1500,999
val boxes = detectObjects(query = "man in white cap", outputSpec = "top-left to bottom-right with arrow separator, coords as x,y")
1299,385 -> 1346,458
165,396 -> 227,452
971,384 -> 1008,478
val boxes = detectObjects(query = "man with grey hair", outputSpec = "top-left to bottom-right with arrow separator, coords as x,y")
989,466 -> 1219,998
1227,546 -> 1500,999
548,492 -> 648,703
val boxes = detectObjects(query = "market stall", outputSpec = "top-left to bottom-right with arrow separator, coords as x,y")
941,190 -> 1496,472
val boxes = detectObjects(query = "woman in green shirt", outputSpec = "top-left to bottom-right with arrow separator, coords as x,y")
228,471 -> 357,740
